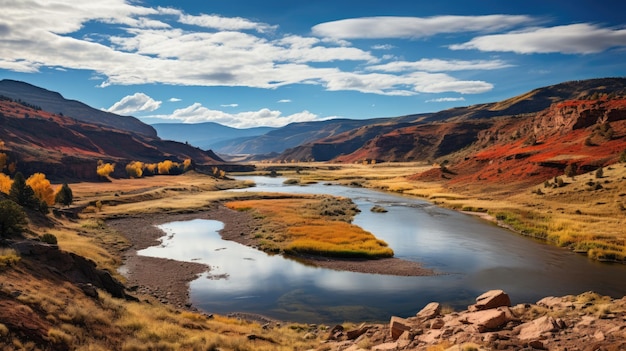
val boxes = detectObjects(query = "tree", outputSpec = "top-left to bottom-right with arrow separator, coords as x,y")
0,199 -> 27,237
9,172 -> 38,208
595,167 -> 604,179
97,161 -> 115,177
55,183 -> 73,207
564,163 -> 577,178
0,173 -> 11,194
26,173 -> 55,205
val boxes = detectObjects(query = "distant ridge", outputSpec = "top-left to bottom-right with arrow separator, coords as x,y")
0,79 -> 157,137
152,122 -> 275,151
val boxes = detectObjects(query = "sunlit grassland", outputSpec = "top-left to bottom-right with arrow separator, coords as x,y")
0,268 -> 321,351
225,197 -> 394,258
71,172 -> 253,218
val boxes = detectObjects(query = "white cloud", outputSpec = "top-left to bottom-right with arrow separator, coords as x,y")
169,97 -> 181,102
149,103 -> 324,128
426,97 -> 466,103
178,13 -> 277,33
368,58 -> 512,72
311,15 -> 535,39
277,99 -> 291,103
220,103 -> 239,107
371,44 -> 395,50
0,2 -> 499,97
450,24 -> 626,54
107,92 -> 162,115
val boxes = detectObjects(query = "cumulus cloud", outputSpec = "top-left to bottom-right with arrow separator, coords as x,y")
107,93 -> 162,115
311,15 -> 535,39
149,103 -> 324,128
0,1 -> 505,98
277,99 -> 291,103
426,97 -> 466,103
220,103 -> 239,107
169,97 -> 181,102
450,23 -> 626,54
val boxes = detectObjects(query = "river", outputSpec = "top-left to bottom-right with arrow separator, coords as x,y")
138,176 -> 626,324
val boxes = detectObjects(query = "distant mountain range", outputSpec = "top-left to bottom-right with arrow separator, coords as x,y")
152,122 -> 274,152
1,77 -> 625,184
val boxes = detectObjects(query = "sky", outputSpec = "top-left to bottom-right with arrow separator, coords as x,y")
1,0 -> 626,129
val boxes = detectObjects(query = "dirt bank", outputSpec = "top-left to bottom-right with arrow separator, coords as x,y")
107,204 -> 434,312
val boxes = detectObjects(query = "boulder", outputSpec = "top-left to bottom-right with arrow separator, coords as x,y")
416,302 -> 441,320
346,323 -> 371,340
390,316 -> 413,340
474,290 -> 511,310
516,316 -> 560,340
464,309 -> 508,332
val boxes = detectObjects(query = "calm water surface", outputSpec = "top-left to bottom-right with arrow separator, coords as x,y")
138,176 -> 626,323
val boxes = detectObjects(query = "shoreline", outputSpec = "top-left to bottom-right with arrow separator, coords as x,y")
107,204 -> 435,313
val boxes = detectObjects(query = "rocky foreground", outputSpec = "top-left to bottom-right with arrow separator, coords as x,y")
314,290 -> 626,351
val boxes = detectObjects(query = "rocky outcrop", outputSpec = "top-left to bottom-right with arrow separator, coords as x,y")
318,290 -> 626,351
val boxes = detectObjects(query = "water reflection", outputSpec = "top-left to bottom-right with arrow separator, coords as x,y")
136,176 -> 626,324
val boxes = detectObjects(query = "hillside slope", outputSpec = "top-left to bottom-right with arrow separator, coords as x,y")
0,97 -> 224,180
0,79 -> 157,137
278,78 -> 626,164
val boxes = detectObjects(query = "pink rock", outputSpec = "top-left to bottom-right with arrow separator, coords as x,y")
464,309 -> 507,332
389,316 -> 413,340
517,316 -> 560,340
475,289 -> 511,310
416,302 -> 441,320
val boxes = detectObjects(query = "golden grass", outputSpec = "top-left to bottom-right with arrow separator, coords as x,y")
254,161 -> 626,263
1,265 -> 323,351
226,197 -> 394,258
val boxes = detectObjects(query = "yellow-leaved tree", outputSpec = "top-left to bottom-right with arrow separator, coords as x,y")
26,173 -> 55,205
125,161 -> 144,178
158,160 -> 175,174
97,160 -> 115,177
0,173 -> 12,194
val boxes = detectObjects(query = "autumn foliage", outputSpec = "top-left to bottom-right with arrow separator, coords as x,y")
0,173 -> 11,194
97,161 -> 115,177
26,173 -> 56,205
226,197 -> 393,258
124,159 -> 192,178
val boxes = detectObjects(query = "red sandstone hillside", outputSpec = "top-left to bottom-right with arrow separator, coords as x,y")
0,97 -> 225,180
277,78 -> 626,190
410,98 -> 626,190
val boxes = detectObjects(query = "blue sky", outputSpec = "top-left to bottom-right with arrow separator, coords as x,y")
1,0 -> 625,128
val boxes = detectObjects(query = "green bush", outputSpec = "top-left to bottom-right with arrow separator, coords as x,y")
41,233 -> 58,245
0,199 -> 27,237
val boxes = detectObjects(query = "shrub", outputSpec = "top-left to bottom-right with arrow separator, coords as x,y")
0,248 -> 20,268
41,233 -> 58,245
0,199 -> 27,237
595,167 -> 604,178
564,163 -> 577,177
